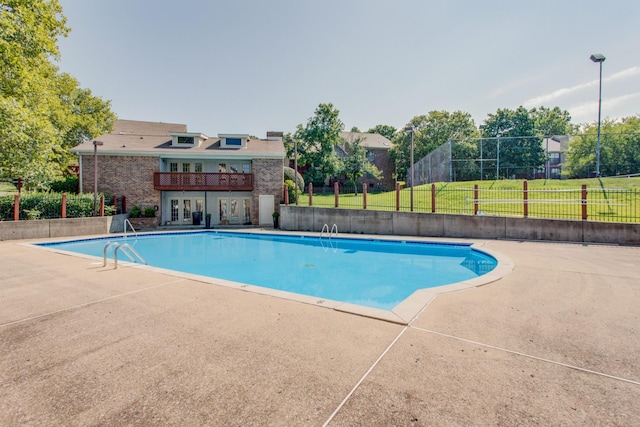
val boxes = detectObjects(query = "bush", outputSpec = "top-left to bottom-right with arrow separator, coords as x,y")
0,192 -> 115,220
143,207 -> 156,217
284,179 -> 300,204
284,167 -> 305,192
129,205 -> 142,218
49,177 -> 79,193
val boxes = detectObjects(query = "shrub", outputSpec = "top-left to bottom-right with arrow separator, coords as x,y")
284,166 -> 305,192
49,177 -> 79,193
0,192 -> 115,220
143,207 -> 156,217
284,179 -> 300,204
129,205 -> 142,218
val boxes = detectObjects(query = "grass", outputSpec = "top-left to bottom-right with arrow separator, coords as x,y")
296,177 -> 640,223
0,181 -> 17,196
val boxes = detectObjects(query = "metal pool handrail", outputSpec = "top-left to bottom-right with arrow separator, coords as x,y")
320,223 -> 338,251
103,242 -> 146,269
124,219 -> 137,239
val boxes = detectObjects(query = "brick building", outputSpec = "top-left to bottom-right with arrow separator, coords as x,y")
72,120 -> 285,227
338,131 -> 395,190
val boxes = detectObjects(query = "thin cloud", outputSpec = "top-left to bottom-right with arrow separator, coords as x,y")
523,65 -> 640,108
489,74 -> 539,99
568,92 -> 640,122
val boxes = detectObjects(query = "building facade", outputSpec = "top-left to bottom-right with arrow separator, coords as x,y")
72,120 -> 285,227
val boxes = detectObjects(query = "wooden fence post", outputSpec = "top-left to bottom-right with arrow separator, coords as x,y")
100,195 -> 105,216
474,185 -> 479,215
395,182 -> 400,211
284,184 -> 289,205
581,184 -> 587,220
363,183 -> 367,209
523,180 -> 528,218
13,194 -> 19,221
122,196 -> 127,214
308,183 -> 313,206
431,183 -> 436,213
62,193 -> 67,219
334,182 -> 339,208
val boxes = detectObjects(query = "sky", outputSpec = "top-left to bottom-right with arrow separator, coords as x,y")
56,0 -> 640,138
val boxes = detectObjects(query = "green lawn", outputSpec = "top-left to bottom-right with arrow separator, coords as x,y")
0,181 -> 17,196
296,177 -> 640,223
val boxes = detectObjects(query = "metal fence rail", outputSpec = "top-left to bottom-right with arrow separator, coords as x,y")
293,182 -> 640,223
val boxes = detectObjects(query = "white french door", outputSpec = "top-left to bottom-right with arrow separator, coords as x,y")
169,197 -> 204,225
218,197 -> 251,224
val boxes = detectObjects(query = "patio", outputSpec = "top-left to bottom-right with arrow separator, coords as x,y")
0,235 -> 638,425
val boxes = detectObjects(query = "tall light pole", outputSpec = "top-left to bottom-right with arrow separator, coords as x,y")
479,125 -> 485,181
93,140 -> 103,216
590,53 -> 605,177
294,138 -> 298,205
404,126 -> 414,211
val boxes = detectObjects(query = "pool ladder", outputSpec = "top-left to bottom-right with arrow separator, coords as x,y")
320,223 -> 338,251
103,242 -> 147,269
124,218 -> 137,239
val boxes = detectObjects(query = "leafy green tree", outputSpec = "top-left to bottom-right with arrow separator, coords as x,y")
530,106 -> 574,136
367,124 -> 397,140
0,0 -> 115,188
481,106 -> 545,179
293,103 -> 344,185
340,135 -> 381,195
390,110 -> 477,180
564,116 -> 640,178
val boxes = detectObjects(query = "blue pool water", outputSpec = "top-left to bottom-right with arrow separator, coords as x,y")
39,231 -> 497,310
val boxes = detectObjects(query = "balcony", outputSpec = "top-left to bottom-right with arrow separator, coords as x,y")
154,172 -> 254,191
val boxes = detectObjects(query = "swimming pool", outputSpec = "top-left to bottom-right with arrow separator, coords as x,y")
38,231 -> 499,316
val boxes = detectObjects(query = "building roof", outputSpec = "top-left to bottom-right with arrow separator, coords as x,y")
543,135 -> 572,153
71,120 -> 286,159
339,132 -> 393,150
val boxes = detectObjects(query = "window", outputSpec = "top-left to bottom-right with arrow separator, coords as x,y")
195,163 -> 203,173
226,138 -> 242,146
177,136 -> 194,145
182,163 -> 191,173
550,152 -> 561,164
230,163 -> 239,173
242,163 -> 250,173
169,162 -> 178,172
366,150 -> 375,162
218,163 -> 226,172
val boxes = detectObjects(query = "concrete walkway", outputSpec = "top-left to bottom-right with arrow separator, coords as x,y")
1,235 -> 639,426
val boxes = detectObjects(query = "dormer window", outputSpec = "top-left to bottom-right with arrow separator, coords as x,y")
219,134 -> 248,149
169,131 -> 207,147
177,136 -> 194,145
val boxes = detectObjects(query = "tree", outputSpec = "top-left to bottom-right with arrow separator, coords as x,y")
390,111 -> 477,180
340,135 -> 381,195
564,115 -> 640,178
292,103 -> 344,185
530,106 -> 574,137
367,124 -> 397,141
481,106 -> 545,179
0,0 -> 116,188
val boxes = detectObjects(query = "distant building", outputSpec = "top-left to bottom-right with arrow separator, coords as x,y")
336,131 -> 395,190
540,135 -> 571,179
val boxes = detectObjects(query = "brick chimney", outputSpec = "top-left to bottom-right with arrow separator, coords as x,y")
266,131 -> 283,141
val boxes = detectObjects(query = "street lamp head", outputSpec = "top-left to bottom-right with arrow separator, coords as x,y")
404,126 -> 414,133
93,140 -> 104,146
590,53 -> 606,63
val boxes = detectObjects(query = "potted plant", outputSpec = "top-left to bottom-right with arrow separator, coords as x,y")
205,212 -> 212,229
272,211 -> 279,228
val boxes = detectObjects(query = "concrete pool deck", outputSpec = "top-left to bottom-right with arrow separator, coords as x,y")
1,233 -> 639,425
